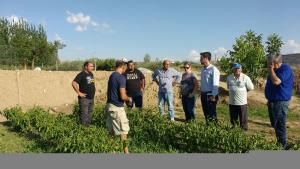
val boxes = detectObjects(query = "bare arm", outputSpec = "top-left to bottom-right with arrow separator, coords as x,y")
120,88 -> 131,102
72,81 -> 86,98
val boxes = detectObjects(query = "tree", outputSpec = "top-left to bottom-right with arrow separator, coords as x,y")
0,17 -> 65,69
219,30 -> 266,83
144,54 -> 151,63
265,33 -> 283,55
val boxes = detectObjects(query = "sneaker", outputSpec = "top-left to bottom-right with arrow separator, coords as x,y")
171,118 -> 175,121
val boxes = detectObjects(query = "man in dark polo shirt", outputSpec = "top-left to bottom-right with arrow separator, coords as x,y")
72,61 -> 95,126
123,60 -> 145,110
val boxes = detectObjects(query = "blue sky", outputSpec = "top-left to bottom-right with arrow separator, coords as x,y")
1,0 -> 300,61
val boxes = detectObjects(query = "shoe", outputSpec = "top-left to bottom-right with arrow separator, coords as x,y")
171,118 -> 175,121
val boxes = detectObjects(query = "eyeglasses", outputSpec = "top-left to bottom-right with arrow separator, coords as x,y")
184,67 -> 190,69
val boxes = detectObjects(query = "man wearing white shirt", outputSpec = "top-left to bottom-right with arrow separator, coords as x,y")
200,52 -> 220,123
227,63 -> 254,131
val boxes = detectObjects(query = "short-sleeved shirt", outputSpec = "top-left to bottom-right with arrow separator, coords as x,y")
227,73 -> 254,105
107,72 -> 127,107
265,64 -> 294,101
181,72 -> 196,96
73,71 -> 95,99
123,69 -> 145,97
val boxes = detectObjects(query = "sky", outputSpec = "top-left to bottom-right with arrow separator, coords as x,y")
1,0 -> 300,61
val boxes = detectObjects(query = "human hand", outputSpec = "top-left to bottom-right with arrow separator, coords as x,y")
78,92 -> 87,98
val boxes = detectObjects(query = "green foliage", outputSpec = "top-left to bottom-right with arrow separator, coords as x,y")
144,54 -> 151,63
265,33 -> 284,55
2,105 -> 284,153
219,30 -> 267,83
0,17 -> 65,69
95,58 -> 116,71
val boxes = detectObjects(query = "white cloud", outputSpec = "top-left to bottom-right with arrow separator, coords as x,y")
188,47 -> 227,62
189,49 -> 200,61
213,47 -> 227,58
283,39 -> 300,54
66,10 -> 111,32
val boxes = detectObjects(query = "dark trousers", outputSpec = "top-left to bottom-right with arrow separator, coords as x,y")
200,92 -> 218,123
229,104 -> 248,131
267,101 -> 289,148
79,97 -> 94,125
128,94 -> 143,109
182,95 -> 196,122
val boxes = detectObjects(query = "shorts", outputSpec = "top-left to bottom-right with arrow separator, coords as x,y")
105,103 -> 130,135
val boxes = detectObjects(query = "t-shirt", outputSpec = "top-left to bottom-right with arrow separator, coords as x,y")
107,72 -> 126,107
181,73 -> 196,96
265,64 -> 294,101
227,73 -> 254,105
73,71 -> 95,99
123,69 -> 145,97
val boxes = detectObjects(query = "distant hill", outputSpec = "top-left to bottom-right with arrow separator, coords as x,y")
282,53 -> 300,65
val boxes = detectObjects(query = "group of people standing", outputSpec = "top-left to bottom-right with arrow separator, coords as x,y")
72,52 -> 294,153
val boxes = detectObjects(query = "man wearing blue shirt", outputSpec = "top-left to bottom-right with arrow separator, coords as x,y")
200,52 -> 220,123
152,60 -> 181,121
265,54 -> 294,149
106,59 -> 133,154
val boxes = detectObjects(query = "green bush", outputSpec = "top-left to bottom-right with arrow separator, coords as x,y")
2,105 -> 283,153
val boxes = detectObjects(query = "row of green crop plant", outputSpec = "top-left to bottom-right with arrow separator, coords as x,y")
2,105 -> 286,153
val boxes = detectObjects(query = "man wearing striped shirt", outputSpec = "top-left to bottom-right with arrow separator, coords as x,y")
227,63 -> 254,131
200,52 -> 220,123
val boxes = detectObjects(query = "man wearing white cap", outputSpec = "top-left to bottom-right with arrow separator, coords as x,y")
226,63 -> 254,131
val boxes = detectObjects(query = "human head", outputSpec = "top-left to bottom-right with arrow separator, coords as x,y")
127,60 -> 135,71
163,60 -> 171,70
183,62 -> 192,73
115,60 -> 127,73
267,54 -> 283,70
83,61 -> 94,72
200,52 -> 211,66
232,63 -> 242,77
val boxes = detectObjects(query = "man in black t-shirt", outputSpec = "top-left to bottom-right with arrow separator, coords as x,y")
123,60 -> 145,110
72,61 -> 95,126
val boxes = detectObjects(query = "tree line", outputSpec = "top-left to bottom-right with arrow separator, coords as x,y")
0,17 -> 65,69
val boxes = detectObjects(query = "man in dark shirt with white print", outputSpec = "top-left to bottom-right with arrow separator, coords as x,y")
123,60 -> 145,110
72,61 -> 95,126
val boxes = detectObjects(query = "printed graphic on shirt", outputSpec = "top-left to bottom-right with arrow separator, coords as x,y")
126,73 -> 139,80
86,76 -> 95,84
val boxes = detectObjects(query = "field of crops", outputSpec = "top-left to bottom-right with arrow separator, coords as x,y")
4,104 -> 298,153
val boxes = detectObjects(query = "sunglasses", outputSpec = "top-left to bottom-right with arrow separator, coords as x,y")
184,67 -> 190,69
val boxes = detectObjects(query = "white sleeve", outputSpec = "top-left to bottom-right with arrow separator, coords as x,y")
245,75 -> 254,91
211,67 -> 220,96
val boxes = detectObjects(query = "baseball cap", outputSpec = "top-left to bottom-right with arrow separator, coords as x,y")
232,63 -> 241,69
120,57 -> 128,63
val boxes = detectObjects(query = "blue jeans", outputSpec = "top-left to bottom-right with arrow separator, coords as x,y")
158,92 -> 174,119
267,101 -> 289,148
182,95 -> 196,121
